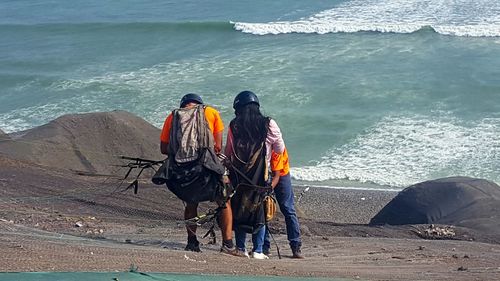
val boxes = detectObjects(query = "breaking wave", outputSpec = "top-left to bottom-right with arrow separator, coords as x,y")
292,114 -> 500,188
233,0 -> 500,37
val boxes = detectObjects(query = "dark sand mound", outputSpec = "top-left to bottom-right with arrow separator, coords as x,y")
0,110 -> 163,175
0,129 -> 10,141
370,177 -> 500,234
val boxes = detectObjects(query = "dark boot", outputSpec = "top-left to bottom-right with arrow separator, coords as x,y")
262,248 -> 270,256
291,245 -> 304,259
185,236 -> 201,252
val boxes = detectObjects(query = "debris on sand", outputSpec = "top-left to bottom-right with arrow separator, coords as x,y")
414,224 -> 456,239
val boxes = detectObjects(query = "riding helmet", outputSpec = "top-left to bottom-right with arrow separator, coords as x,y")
180,93 -> 203,108
233,90 -> 259,110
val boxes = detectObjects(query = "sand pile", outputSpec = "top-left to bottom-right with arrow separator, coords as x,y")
0,110 -> 163,175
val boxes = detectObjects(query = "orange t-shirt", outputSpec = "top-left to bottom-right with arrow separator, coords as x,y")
160,106 -> 224,144
271,148 -> 290,176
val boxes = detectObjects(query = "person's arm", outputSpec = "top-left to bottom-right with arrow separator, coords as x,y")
214,131 -> 223,154
271,171 -> 280,189
225,127 -> 235,155
268,119 -> 285,154
222,128 -> 233,164
210,107 -> 224,154
160,114 -> 173,155
270,151 -> 284,188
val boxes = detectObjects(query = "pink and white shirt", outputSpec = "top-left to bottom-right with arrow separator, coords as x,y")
225,118 -> 285,166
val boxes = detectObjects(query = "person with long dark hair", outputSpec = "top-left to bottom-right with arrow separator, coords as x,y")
224,90 -> 285,259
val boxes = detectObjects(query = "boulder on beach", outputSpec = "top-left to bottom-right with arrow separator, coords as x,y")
369,177 -> 500,234
0,129 -> 10,141
0,110 -> 163,175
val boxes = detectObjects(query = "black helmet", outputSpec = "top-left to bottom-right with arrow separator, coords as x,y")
180,93 -> 203,108
233,90 -> 259,110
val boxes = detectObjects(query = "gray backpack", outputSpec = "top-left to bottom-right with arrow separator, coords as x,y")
162,105 -> 225,203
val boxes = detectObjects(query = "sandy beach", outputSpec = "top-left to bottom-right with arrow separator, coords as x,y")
1,112 -> 500,281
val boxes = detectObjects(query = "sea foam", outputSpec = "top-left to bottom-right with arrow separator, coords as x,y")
233,0 -> 500,37
292,114 -> 500,188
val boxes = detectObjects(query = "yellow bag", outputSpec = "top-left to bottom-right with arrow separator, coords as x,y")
264,194 -> 277,222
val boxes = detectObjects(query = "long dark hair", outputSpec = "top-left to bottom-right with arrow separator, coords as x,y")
230,103 -> 270,145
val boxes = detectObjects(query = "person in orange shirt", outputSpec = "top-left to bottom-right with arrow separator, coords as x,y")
267,148 -> 304,258
160,93 -> 238,255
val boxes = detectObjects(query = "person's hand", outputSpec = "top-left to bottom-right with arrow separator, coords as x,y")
214,146 -> 221,154
217,153 -> 232,168
270,171 -> 280,189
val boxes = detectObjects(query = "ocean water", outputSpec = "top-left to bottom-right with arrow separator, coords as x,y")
1,0 -> 499,190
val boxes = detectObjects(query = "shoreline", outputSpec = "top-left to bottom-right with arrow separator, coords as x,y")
293,185 -> 398,224
293,182 -> 402,192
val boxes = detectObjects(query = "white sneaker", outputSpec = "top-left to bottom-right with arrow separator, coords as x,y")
240,249 -> 250,258
252,252 -> 269,259
234,248 -> 249,258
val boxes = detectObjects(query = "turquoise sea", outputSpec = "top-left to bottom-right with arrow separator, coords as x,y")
1,0 -> 499,190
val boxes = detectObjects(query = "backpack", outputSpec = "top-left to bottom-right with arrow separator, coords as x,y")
162,105 -> 225,203
228,133 -> 271,234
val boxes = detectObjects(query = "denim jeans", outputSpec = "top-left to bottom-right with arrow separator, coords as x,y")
264,173 -> 302,251
235,226 -> 266,253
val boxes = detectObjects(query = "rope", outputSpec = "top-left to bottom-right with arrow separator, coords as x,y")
265,223 -> 282,259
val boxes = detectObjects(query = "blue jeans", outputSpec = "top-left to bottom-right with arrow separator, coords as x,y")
235,226 -> 266,253
264,173 -> 302,251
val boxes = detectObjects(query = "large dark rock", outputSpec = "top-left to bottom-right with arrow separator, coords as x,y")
0,111 -> 163,174
370,177 -> 500,234
0,129 -> 10,141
